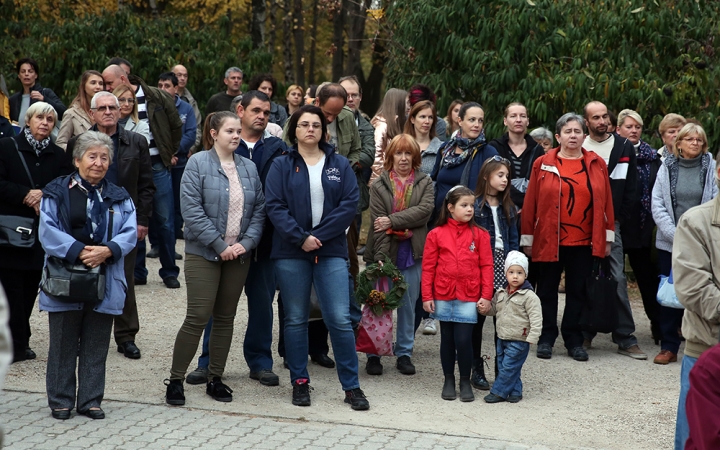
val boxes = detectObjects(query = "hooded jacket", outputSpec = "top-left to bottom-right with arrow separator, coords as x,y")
265,142 -> 359,261
38,174 -> 137,315
486,280 -> 543,344
489,133 -> 544,209
520,148 -> 615,261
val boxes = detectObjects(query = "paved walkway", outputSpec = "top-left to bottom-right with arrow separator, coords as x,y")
1,390 -> 567,450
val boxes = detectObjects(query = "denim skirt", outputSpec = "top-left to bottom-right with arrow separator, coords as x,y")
433,300 -> 478,324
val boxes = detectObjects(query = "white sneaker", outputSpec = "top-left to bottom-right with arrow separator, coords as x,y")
422,318 -> 437,335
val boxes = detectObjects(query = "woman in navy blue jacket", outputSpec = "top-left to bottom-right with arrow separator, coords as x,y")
265,105 -> 369,411
430,102 -> 498,223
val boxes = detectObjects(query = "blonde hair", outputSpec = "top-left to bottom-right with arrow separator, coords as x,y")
617,109 -> 643,127
659,113 -> 686,136
112,84 -> 139,123
673,123 -> 708,157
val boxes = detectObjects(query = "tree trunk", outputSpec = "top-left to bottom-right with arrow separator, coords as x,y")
268,0 -> 278,54
331,0 -> 346,81
308,0 -> 319,85
293,0 -> 305,87
251,0 -> 266,50
363,28 -> 387,116
345,0 -> 371,81
282,0 -> 292,82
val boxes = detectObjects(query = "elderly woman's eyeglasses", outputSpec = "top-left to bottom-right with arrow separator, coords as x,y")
682,137 -> 704,145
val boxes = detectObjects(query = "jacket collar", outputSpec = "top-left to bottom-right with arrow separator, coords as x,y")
43,173 -> 130,203
541,147 -> 602,170
289,141 -> 335,159
499,279 -> 534,295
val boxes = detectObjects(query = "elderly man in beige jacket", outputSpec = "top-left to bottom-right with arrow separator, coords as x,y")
672,156 -> 720,450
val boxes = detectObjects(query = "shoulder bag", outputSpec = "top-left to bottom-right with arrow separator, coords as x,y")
0,139 -> 37,248
40,207 -> 113,303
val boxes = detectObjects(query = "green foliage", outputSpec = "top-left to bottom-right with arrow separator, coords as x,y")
0,6 -> 272,113
386,0 -> 720,149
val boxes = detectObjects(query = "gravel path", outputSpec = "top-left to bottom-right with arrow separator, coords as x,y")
4,241 -> 678,450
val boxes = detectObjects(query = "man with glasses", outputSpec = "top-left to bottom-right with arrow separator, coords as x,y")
66,91 -> 155,360
582,101 -> 645,360
103,64 -> 183,296
171,64 -> 202,156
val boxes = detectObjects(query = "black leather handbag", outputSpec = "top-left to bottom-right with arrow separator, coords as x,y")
40,208 -> 113,304
0,139 -> 37,248
579,258 -> 619,333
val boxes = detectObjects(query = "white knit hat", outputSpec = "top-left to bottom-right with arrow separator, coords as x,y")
504,250 -> 529,275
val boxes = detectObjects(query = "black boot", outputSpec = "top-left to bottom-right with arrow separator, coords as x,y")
471,359 -> 490,390
459,376 -> 475,402
441,375 -> 456,400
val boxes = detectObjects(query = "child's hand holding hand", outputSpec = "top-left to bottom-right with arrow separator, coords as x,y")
423,300 -> 435,313
476,299 -> 492,314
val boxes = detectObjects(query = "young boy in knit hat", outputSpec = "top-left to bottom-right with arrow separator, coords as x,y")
477,250 -> 542,403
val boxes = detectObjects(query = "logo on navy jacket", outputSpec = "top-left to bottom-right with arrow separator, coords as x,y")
179,113 -> 187,125
326,167 -> 341,183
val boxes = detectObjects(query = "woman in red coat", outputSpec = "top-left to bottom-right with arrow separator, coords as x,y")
521,113 -> 614,362
422,185 -> 493,402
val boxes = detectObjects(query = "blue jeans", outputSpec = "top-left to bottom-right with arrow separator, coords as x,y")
675,354 -> 698,450
197,259 -> 277,371
276,257 -> 360,391
135,161 -> 179,281
490,339 -> 530,399
367,262 -> 421,359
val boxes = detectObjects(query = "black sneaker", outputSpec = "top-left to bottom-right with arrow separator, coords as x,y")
483,393 -> 506,403
164,379 -> 185,406
568,346 -> 589,362
344,388 -> 370,411
249,369 -> 280,386
366,356 -> 383,375
396,356 -> 416,375
206,377 -> 233,402
507,395 -> 523,403
536,343 -> 553,359
292,379 -> 312,406
163,276 -> 181,289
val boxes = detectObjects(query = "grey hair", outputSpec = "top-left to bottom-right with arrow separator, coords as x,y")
73,130 -> 115,164
555,113 -> 587,135
230,94 -> 243,112
24,101 -> 57,125
91,91 -> 120,109
529,127 -> 553,141
225,67 -> 243,78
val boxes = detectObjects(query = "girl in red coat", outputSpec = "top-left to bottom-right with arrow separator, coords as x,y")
422,185 -> 494,402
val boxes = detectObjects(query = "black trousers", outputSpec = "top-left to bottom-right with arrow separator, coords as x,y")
0,268 -> 41,360
113,247 -> 138,345
535,246 -> 595,350
625,246 -> 660,339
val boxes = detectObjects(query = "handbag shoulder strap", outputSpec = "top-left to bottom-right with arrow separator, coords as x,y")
107,207 -> 114,241
13,138 -> 35,187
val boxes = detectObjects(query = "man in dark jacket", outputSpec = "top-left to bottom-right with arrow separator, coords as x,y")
102,65 -> 183,291
582,101 -> 645,360
67,91 -> 155,360
184,91 -> 288,386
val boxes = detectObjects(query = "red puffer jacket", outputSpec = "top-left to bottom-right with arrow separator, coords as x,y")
422,219 -> 494,303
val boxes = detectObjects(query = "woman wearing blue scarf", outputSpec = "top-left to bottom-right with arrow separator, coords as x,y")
616,110 -> 662,344
430,102 -> 498,222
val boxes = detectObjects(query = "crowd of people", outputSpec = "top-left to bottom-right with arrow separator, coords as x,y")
0,56 -> 719,449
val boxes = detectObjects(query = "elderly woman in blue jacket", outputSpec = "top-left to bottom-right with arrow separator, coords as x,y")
164,111 -> 265,406
265,105 -> 369,411
39,131 -> 137,420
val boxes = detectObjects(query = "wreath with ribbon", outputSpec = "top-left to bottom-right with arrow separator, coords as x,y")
355,254 -> 408,316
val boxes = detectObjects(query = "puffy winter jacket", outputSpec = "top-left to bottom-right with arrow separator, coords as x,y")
485,280 -> 543,344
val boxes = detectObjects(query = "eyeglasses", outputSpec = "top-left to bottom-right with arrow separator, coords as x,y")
117,98 -> 135,105
92,105 -> 119,112
488,155 -> 510,165
682,137 -> 705,145
298,122 -> 323,130
347,93 -> 361,99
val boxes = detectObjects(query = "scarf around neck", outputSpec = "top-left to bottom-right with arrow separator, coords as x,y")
23,127 -> 51,156
441,131 -> 487,169
387,169 -> 415,240
71,172 -> 109,244
635,140 -> 658,226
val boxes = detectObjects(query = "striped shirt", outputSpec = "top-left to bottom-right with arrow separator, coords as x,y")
135,86 -> 159,156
